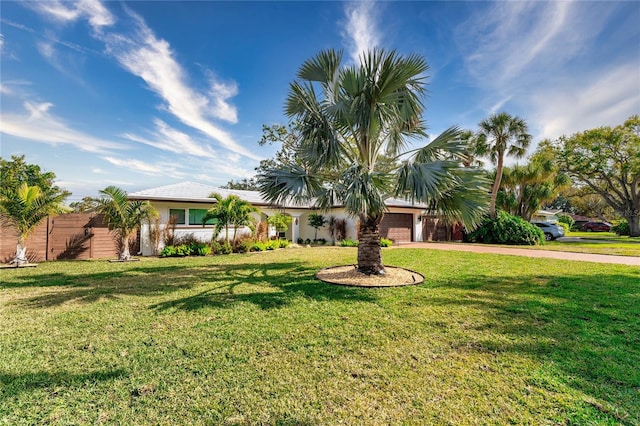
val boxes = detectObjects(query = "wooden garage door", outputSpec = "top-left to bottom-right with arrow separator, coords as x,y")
380,213 -> 413,242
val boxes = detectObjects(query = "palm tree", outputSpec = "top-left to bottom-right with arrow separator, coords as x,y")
477,112 -> 532,218
203,193 -> 259,245
94,186 -> 157,261
0,183 -> 69,265
258,49 -> 489,275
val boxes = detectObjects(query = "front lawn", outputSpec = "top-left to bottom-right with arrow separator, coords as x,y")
1,248 -> 638,424
536,240 -> 640,257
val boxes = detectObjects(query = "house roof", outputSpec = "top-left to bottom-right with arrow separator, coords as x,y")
128,181 -> 426,210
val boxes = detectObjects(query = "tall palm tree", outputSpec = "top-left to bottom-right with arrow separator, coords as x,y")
477,112 -> 532,218
94,186 -> 157,261
0,183 -> 69,264
258,49 -> 489,275
203,193 -> 259,244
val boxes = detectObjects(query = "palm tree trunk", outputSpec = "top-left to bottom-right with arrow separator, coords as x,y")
119,234 -> 131,261
14,234 -> 27,265
490,154 -> 505,218
357,215 -> 384,275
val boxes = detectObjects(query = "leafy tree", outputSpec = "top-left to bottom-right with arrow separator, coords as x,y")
476,112 -> 532,218
69,196 -> 98,213
258,49 -> 489,274
203,193 -> 259,244
0,155 -> 65,197
93,186 -> 158,261
0,156 -> 70,264
308,213 -> 326,240
221,178 -> 259,191
496,141 -> 570,221
267,213 -> 292,238
555,115 -> 640,236
0,183 -> 69,264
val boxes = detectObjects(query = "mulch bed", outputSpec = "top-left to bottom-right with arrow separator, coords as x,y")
316,265 -> 424,287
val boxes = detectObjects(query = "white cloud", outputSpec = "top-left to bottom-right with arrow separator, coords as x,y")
122,119 -> 218,159
100,9 -> 259,160
102,156 -> 177,176
342,2 -> 381,63
533,63 -> 640,140
29,0 -> 115,32
1,101 -> 125,153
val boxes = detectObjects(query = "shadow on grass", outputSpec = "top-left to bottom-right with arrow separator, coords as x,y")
4,264 -> 200,307
0,368 -> 127,401
5,260 -> 377,309
426,270 -> 640,423
150,261 -> 378,311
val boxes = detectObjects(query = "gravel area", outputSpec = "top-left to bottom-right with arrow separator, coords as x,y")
316,265 -> 424,287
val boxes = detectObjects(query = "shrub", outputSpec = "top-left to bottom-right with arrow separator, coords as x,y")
194,245 -> 212,256
556,222 -> 570,235
341,239 -> 359,247
297,238 -> 304,244
557,213 -> 574,229
251,241 -> 267,252
159,246 -> 178,257
266,240 -> 280,250
218,241 -> 233,255
313,238 -> 327,245
211,240 -> 222,254
380,238 -> 393,247
304,238 -> 312,245
278,239 -> 290,248
611,220 -> 630,236
468,211 -> 544,245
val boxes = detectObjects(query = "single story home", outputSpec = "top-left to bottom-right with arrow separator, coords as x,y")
531,209 -> 563,223
129,182 -> 460,256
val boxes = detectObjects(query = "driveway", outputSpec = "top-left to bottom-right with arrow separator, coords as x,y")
396,242 -> 640,266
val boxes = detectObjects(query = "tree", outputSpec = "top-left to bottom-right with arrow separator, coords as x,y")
69,196 -> 98,213
203,193 -> 259,244
308,213 -> 326,240
556,115 -> 640,236
267,213 -> 292,238
0,183 -> 69,264
477,112 -> 532,218
93,186 -> 157,261
258,49 -> 489,275
221,178 -> 259,191
0,156 -> 70,265
496,141 -> 570,221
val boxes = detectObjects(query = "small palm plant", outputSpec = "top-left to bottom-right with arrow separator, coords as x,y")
94,186 -> 157,261
0,183 -> 69,265
258,48 -> 489,275
203,193 -> 259,245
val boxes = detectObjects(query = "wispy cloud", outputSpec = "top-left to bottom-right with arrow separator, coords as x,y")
122,119 -> 218,159
102,156 -> 173,176
28,0 -> 115,33
26,0 -> 260,161
454,1 -> 636,140
532,63 -> 640,140
101,10 -> 258,159
1,100 -> 125,153
342,2 -> 381,63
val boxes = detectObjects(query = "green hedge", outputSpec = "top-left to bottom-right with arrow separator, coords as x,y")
468,211 -> 544,245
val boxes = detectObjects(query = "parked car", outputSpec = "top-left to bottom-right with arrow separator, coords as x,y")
531,221 -> 565,241
582,221 -> 611,232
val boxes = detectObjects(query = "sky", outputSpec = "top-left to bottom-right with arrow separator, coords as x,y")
1,1 -> 638,203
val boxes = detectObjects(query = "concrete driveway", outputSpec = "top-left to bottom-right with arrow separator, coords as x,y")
396,242 -> 640,266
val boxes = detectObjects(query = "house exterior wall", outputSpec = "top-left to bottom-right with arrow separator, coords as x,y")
139,200 -> 424,255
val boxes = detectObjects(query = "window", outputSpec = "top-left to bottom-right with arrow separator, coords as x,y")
169,209 -> 185,225
189,209 -> 216,225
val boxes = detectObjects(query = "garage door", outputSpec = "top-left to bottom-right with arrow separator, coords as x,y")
380,213 -> 413,242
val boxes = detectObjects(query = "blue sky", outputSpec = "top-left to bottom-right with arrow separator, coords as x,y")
1,1 -> 638,203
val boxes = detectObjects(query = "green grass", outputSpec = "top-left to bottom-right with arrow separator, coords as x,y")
567,231 -> 640,242
1,248 -> 639,424
536,240 -> 640,257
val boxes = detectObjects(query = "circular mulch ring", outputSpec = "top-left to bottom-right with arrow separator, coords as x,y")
316,265 -> 424,288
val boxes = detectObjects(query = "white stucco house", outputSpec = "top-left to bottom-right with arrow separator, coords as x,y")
129,182 -> 454,256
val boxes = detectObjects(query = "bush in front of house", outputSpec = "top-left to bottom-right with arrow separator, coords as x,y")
380,238 -> 393,247
468,211 -> 544,245
611,220 -> 629,236
556,222 -> 570,235
159,242 -> 211,257
341,239 -> 359,247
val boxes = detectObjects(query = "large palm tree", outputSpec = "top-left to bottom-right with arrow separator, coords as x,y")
94,186 -> 157,261
0,183 -> 69,264
203,193 -> 259,245
258,49 -> 489,275
477,112 -> 532,218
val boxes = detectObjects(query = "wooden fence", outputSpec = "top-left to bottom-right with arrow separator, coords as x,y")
0,213 -> 139,263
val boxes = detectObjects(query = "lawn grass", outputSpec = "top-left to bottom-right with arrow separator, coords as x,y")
536,240 -> 640,257
1,248 -> 639,424
567,231 -> 640,242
